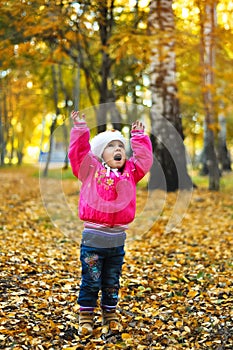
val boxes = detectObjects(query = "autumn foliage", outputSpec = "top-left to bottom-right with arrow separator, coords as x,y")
0,168 -> 233,349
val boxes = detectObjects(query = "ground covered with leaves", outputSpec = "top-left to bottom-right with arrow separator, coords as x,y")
0,168 -> 232,349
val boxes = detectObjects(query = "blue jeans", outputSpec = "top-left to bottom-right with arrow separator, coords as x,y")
78,244 -> 125,308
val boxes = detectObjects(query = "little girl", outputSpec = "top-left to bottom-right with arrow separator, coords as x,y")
68,110 -> 153,336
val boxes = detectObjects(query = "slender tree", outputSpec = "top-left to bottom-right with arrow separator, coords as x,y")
43,64 -> 59,177
148,0 -> 193,192
198,0 -> 220,190
218,111 -> 231,171
0,82 -> 6,166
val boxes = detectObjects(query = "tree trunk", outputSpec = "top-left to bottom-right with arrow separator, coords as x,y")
58,63 -> 70,169
63,1 -> 122,132
205,128 -> 220,190
148,0 -> 193,192
1,86 -> 11,166
43,65 -> 59,177
9,125 -> 15,165
198,0 -> 220,190
96,1 -> 111,132
199,122 -> 210,176
96,1 -> 122,132
73,60 -> 81,112
0,103 -> 5,166
218,114 -> 231,172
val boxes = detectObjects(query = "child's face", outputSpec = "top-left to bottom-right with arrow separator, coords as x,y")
102,140 -> 126,169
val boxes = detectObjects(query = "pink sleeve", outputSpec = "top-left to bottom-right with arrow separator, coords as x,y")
68,126 -> 92,180
130,130 -> 153,183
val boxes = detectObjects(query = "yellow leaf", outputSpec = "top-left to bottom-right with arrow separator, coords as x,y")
187,290 -> 198,298
122,333 -> 132,340
182,276 -> 190,283
176,321 -> 183,328
170,277 -> 178,281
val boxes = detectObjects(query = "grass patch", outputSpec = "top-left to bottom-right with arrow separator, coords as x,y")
1,163 -> 232,192
219,172 -> 233,192
38,167 -> 75,180
192,171 -> 233,192
191,174 -> 209,189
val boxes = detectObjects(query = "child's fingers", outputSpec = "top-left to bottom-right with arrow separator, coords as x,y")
132,120 -> 145,130
71,110 -> 79,119
71,111 -> 86,122
138,121 -> 145,129
71,111 -> 87,127
71,110 -> 79,115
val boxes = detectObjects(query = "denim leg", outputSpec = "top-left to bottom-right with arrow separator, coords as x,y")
101,246 -> 125,307
78,245 -> 104,307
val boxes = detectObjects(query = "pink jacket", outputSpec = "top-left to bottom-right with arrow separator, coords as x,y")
68,126 -> 153,227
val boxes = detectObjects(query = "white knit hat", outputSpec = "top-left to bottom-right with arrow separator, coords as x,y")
90,130 -> 126,160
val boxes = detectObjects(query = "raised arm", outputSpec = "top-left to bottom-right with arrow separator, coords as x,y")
68,111 -> 92,179
130,120 -> 153,182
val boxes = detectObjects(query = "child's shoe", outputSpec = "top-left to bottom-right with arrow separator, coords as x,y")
102,309 -> 122,334
78,311 -> 94,336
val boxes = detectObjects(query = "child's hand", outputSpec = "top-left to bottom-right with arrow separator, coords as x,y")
71,110 -> 86,126
131,120 -> 145,131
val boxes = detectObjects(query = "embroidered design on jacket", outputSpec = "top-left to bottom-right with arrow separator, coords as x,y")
94,169 -> 131,191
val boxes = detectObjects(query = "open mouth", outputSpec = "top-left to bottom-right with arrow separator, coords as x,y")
114,154 -> 122,161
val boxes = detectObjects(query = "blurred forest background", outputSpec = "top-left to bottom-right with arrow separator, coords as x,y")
0,0 -> 233,190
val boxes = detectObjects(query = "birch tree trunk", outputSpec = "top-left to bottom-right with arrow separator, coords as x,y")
198,0 -> 220,190
148,0 -> 193,192
218,113 -> 231,171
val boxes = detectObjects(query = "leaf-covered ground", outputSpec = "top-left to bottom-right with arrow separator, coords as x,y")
0,168 -> 232,349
